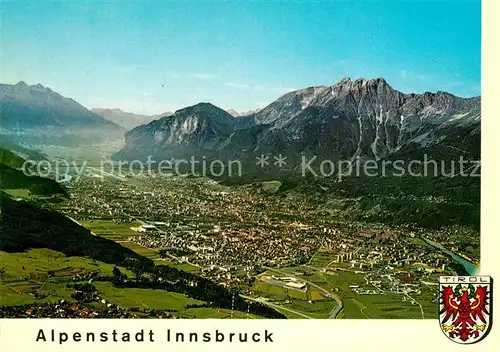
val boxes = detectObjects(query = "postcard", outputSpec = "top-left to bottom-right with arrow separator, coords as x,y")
0,0 -> 497,351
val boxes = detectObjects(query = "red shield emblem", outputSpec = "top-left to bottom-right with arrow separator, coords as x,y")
439,276 -> 493,344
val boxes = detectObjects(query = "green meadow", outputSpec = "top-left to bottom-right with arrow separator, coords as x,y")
0,248 -> 259,319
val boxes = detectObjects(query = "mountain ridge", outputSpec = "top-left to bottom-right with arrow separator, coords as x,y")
91,108 -> 158,131
113,77 -> 480,164
0,82 -> 126,146
113,102 -> 237,160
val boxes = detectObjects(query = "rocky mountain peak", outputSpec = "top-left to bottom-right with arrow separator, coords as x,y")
115,102 -> 238,160
331,77 -> 394,96
114,78 -> 480,163
167,102 -> 235,125
334,77 -> 389,88
174,102 -> 228,114
15,81 -> 29,89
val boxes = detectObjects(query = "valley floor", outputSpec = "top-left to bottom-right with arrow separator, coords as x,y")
0,171 -> 478,319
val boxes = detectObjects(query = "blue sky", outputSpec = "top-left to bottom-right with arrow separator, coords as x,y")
3,1 -> 481,115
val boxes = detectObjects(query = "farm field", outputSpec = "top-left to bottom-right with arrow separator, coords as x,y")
283,300 -> 337,319
93,282 -> 203,310
154,260 -> 201,273
0,249 -> 257,319
0,248 -> 134,306
0,248 -> 135,281
251,278 -> 308,301
247,270 -> 338,319
179,307 -> 261,319
258,248 -> 438,319
80,220 -> 160,259
2,189 -> 33,199
93,282 -> 261,318
79,220 -> 144,239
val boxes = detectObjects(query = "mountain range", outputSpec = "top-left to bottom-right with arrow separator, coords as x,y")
0,78 -> 480,172
226,108 -> 261,117
113,78 -> 480,166
0,77 -> 481,233
91,107 -> 259,131
0,82 -> 125,146
91,108 -> 173,131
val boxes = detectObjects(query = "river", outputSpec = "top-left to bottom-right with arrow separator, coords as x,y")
56,173 -> 73,183
423,238 -> 478,275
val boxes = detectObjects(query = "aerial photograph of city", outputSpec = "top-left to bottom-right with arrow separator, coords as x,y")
0,1 -> 480,320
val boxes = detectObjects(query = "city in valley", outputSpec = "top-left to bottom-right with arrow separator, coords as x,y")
29,166 -> 473,320
1,1 -> 480,321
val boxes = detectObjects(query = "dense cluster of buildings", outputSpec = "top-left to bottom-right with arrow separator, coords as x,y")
59,175 -> 465,293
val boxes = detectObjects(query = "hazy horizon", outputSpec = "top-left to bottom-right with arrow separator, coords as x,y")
3,1 -> 481,115
2,76 -> 481,118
